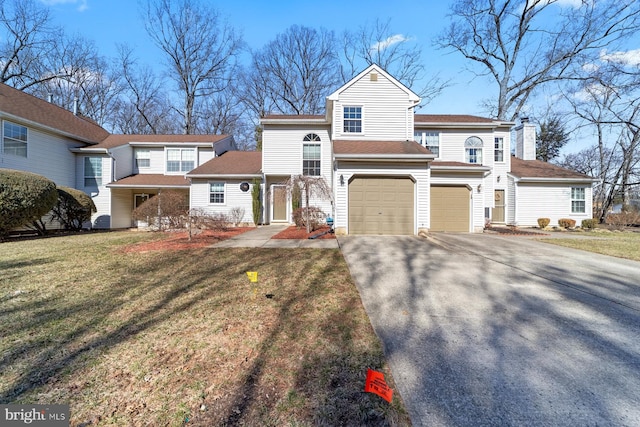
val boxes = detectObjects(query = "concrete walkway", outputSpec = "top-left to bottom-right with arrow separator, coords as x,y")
210,224 -> 340,248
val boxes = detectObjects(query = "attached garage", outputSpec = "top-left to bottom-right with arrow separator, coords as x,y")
430,185 -> 471,232
348,176 -> 414,235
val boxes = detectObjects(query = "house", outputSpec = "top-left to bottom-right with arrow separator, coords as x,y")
0,83 -> 235,229
1,64 -> 595,234
191,64 -> 595,234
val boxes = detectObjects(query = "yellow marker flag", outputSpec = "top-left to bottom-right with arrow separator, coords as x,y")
246,272 -> 258,282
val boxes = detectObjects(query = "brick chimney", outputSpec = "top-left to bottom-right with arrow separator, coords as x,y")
514,117 -> 536,160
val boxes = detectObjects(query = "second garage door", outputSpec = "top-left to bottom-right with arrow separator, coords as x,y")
430,185 -> 470,232
349,177 -> 414,235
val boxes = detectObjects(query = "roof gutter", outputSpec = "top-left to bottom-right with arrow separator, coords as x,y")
185,173 -> 263,179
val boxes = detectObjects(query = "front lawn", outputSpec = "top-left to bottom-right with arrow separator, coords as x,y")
539,230 -> 640,261
0,231 -> 409,426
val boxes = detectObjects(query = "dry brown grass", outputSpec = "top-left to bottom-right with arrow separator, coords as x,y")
539,230 -> 640,261
0,231 -> 410,426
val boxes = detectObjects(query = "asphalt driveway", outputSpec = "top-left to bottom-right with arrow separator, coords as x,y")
339,233 -> 640,426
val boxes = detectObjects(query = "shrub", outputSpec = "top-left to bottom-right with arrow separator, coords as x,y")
0,169 -> 58,237
537,218 -> 550,228
189,208 -> 228,231
132,190 -> 189,230
292,206 -> 325,232
229,207 -> 245,227
581,218 -> 598,229
605,211 -> 640,230
251,178 -> 262,226
558,218 -> 576,228
51,186 -> 97,230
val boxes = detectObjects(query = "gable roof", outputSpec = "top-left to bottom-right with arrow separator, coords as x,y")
509,156 -> 596,181
0,83 -> 110,144
187,151 -> 262,177
333,140 -> 434,161
89,134 -> 233,150
327,64 -> 420,103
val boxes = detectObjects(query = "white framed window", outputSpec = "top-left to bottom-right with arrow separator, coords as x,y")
571,187 -> 586,213
166,148 -> 195,173
302,133 -> 321,176
414,131 -> 440,157
465,136 -> 483,164
209,182 -> 225,204
3,121 -> 27,157
135,149 -> 151,168
84,157 -> 102,187
494,137 -> 504,162
343,106 -> 362,133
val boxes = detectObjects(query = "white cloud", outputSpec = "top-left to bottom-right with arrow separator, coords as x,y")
39,0 -> 88,12
370,34 -> 409,52
600,48 -> 640,67
554,0 -> 584,8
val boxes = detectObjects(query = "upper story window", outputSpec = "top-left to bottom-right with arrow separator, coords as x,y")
84,157 -> 102,187
302,133 -> 321,176
571,187 -> 586,213
3,121 -> 27,157
135,149 -> 151,168
494,137 -> 504,162
166,148 -> 195,173
343,106 -> 362,133
465,136 -> 483,164
414,131 -> 439,157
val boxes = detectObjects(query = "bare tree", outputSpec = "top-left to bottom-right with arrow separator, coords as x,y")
436,0 -> 640,121
142,0 -> 243,134
564,56 -> 640,221
341,18 -> 448,105
243,25 -> 341,116
113,45 -> 179,134
0,0 -> 59,89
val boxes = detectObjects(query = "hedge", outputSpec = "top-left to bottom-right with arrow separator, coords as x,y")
0,169 -> 58,236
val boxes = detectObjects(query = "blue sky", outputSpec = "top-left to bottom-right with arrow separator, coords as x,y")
42,0 -> 483,112
42,0 -> 640,154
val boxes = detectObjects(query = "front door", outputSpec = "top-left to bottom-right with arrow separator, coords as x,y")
492,190 -> 505,223
134,193 -> 151,227
272,186 -> 288,222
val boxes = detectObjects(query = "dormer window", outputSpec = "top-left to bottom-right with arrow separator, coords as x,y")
343,106 -> 362,133
465,136 -> 483,164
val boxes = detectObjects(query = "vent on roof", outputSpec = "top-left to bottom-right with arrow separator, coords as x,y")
370,73 -> 378,82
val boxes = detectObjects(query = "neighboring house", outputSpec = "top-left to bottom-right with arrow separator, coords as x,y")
1,64 -> 596,234
0,83 -> 235,229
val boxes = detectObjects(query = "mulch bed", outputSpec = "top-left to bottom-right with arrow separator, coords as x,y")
271,225 -> 335,240
485,226 -> 548,236
120,227 -> 254,252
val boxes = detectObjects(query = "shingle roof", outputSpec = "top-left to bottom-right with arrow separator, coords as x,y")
510,156 -> 595,180
414,114 -> 496,123
262,114 -> 325,120
187,151 -> 262,176
333,140 -> 432,156
107,174 -> 190,188
93,134 -> 231,149
0,83 -> 110,143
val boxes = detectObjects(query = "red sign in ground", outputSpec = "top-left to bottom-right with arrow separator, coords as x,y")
364,368 -> 393,402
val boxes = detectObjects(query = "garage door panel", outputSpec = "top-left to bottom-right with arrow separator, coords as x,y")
430,186 -> 470,232
349,177 -> 414,235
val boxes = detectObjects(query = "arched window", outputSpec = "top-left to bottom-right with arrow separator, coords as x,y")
464,136 -> 483,164
303,134 -> 321,175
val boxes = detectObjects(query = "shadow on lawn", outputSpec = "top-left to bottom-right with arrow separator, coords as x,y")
0,242 -> 406,425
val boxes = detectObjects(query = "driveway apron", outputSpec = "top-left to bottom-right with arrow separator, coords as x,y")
339,233 -> 640,426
